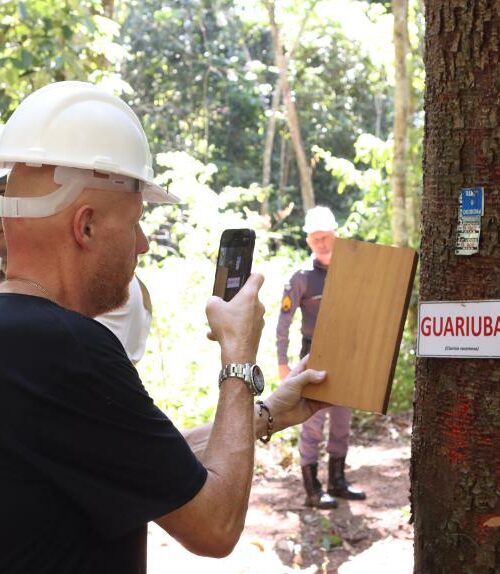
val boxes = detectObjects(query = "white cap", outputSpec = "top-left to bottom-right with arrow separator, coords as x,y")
303,206 -> 338,233
0,81 -> 178,207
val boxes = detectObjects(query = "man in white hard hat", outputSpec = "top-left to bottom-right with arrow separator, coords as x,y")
0,82 -> 329,573
277,206 -> 366,509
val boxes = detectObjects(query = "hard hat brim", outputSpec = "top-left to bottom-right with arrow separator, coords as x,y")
142,181 -> 180,205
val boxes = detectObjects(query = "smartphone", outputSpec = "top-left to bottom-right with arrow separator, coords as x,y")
213,228 -> 256,301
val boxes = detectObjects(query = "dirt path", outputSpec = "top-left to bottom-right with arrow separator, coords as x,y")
147,412 -> 414,574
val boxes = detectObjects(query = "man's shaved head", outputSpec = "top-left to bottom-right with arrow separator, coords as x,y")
2,163 -> 148,317
6,164 -> 57,199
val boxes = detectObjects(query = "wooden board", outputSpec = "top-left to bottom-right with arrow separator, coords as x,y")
302,238 -> 418,414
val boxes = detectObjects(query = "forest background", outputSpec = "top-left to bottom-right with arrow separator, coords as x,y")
0,0 -> 424,432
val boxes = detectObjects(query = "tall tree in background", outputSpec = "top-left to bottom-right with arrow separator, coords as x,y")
392,0 -> 409,247
412,1 -> 500,572
261,79 -> 281,215
264,0 -> 316,211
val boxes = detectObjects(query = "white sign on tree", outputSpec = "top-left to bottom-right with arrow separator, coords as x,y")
417,300 -> 500,358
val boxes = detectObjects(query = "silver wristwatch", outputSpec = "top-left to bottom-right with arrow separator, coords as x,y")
218,363 -> 265,396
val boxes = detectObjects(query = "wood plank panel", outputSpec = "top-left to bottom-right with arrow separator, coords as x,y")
302,238 -> 418,413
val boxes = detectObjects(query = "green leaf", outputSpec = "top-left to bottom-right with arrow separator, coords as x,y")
61,25 -> 73,40
321,533 -> 343,551
13,49 -> 34,71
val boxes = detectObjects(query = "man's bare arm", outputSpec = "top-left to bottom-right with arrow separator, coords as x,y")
156,381 -> 255,557
154,274 -> 263,557
168,356 -> 328,557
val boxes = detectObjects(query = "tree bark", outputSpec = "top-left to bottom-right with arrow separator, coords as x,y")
278,135 -> 290,199
392,0 -> 409,247
413,2 -> 500,573
265,0 -> 315,211
261,78 -> 281,215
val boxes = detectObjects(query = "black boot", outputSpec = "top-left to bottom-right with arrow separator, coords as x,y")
301,463 -> 338,509
327,456 -> 366,500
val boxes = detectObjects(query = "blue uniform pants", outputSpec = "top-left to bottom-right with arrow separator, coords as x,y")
299,405 -> 352,466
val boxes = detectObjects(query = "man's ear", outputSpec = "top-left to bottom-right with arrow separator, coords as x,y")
73,205 -> 95,249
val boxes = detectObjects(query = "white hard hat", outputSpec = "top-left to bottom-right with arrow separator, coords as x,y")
303,206 -> 338,233
0,81 -> 178,206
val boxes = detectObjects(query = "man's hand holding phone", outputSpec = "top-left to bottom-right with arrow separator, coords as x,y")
206,273 -> 265,364
208,228 -> 263,364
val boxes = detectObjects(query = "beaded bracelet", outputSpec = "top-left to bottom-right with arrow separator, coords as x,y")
256,400 -> 273,444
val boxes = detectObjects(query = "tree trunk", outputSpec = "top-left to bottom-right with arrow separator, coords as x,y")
265,0 -> 315,211
261,79 -> 281,215
392,0 -> 409,247
262,80 -> 281,188
412,2 -> 500,573
278,135 -> 290,200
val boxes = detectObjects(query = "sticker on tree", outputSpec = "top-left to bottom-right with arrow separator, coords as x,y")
455,187 -> 484,256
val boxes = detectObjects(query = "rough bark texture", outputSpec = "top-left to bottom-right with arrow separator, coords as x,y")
266,0 -> 315,211
392,0 -> 410,247
413,2 -> 500,573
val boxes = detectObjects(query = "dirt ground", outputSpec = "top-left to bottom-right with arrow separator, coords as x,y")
147,411 -> 414,574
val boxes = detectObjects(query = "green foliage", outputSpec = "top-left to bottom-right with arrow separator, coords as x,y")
314,133 -> 393,243
118,0 -> 267,187
318,517 -> 343,550
388,326 -> 417,412
141,150 -> 275,264
0,0 -> 123,118
116,0 -> 396,226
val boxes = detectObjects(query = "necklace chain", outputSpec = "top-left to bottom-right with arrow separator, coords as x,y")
6,278 -> 55,302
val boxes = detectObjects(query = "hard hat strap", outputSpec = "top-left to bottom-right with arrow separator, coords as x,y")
0,166 -> 140,218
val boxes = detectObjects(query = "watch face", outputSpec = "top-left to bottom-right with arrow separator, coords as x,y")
251,365 -> 265,394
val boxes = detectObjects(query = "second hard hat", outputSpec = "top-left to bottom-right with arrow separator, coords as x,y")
303,206 -> 338,233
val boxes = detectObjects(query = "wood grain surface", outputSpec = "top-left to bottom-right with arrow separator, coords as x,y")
302,238 -> 417,413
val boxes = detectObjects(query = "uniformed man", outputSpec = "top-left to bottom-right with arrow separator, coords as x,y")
277,206 -> 366,509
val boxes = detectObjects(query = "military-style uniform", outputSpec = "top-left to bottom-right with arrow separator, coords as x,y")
276,256 -> 352,466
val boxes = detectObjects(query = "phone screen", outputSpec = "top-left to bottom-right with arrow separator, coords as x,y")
213,229 -> 255,301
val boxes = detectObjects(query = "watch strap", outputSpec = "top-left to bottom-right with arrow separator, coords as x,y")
219,363 -> 257,395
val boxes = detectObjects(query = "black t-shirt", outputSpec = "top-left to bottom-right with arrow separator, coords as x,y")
0,294 -> 208,574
